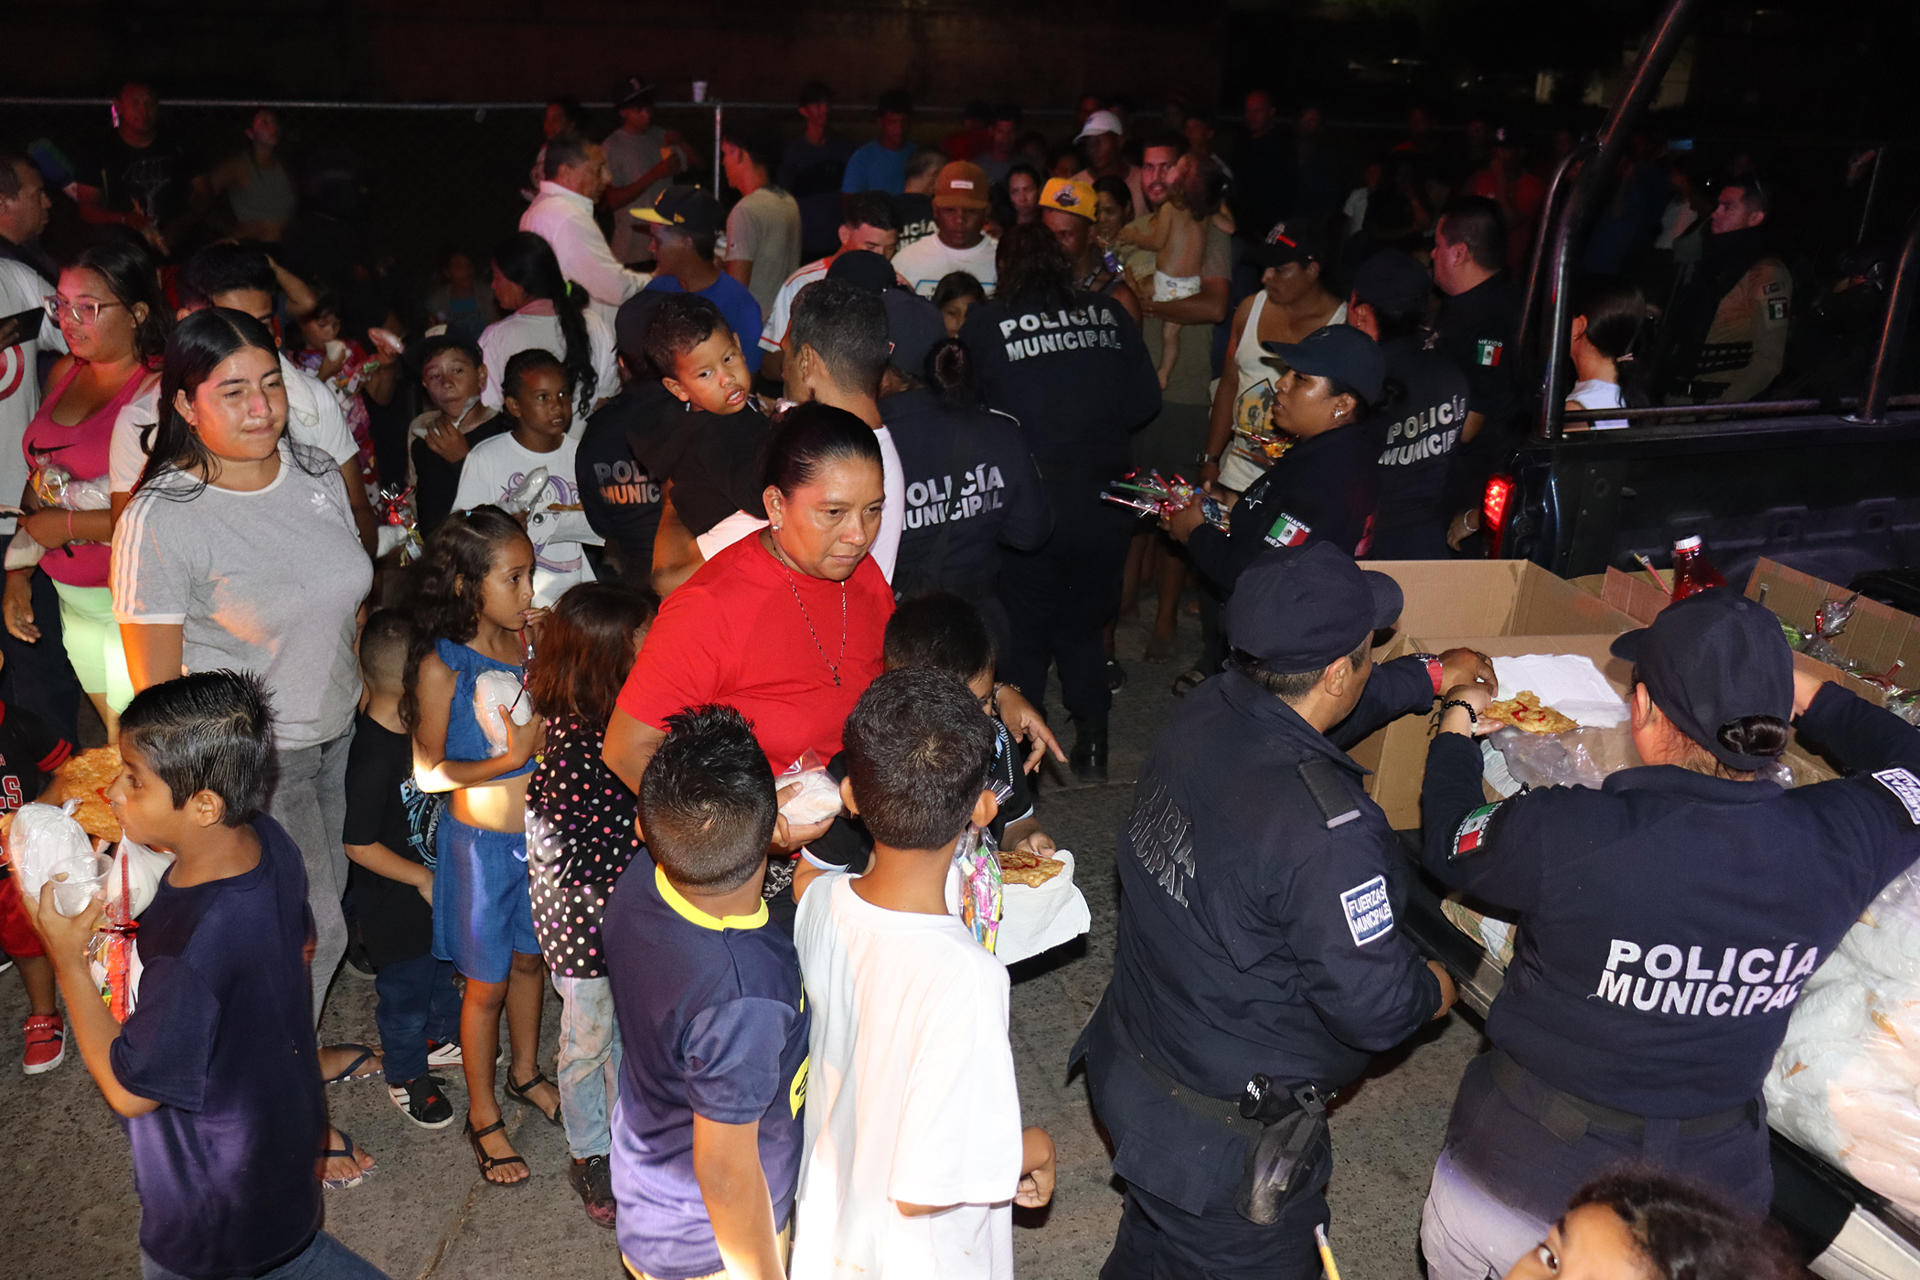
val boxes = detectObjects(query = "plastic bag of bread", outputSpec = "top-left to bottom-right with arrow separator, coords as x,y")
474,669 -> 533,757
4,800 -> 96,903
777,750 -> 842,827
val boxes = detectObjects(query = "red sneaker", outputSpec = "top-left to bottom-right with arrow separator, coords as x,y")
23,1013 -> 64,1074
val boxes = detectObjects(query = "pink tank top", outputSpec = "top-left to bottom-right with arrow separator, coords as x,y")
21,361 -> 149,588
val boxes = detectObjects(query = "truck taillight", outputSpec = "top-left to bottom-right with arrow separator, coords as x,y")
1482,474 -> 1514,556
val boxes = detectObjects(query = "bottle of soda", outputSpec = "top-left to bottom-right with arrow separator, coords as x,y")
1670,535 -> 1728,599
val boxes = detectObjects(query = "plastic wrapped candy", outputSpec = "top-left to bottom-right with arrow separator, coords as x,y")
84,840 -> 172,1022
377,485 -> 424,563
948,825 -> 1003,955
474,669 -> 533,757
6,463 -> 113,571
1101,470 -> 1229,530
498,466 -> 550,516
777,750 -> 842,827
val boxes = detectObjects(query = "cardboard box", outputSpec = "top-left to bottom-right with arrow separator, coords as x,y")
1365,560 -> 1641,638
1599,566 -> 1676,626
1352,631 -> 1839,831
1744,558 -> 1920,709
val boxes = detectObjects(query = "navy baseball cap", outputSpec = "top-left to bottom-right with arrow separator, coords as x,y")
1261,324 -> 1386,404
1228,543 -> 1403,674
1609,588 -> 1794,771
614,290 -> 669,368
825,248 -> 897,294
636,186 -> 722,237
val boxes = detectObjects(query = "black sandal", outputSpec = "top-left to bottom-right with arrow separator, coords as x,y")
464,1118 -> 529,1187
505,1070 -> 563,1127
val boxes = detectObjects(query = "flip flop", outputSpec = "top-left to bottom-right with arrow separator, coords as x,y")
321,1131 -> 371,1190
322,1042 -> 382,1084
505,1070 -> 564,1127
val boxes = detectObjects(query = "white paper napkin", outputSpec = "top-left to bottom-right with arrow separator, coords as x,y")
1490,654 -> 1630,728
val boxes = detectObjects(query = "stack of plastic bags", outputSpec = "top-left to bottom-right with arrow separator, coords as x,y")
1766,859 -> 1920,1215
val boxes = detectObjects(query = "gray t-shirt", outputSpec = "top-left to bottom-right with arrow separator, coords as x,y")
112,442 -> 372,751
725,186 -> 803,318
606,124 -> 673,263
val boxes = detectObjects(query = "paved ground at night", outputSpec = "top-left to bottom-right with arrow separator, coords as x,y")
1,602 -> 1484,1280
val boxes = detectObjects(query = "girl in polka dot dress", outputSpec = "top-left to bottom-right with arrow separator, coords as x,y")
523,580 -> 658,1227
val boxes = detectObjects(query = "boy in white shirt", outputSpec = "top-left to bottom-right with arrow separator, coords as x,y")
790,667 -> 1054,1280
453,348 -> 598,605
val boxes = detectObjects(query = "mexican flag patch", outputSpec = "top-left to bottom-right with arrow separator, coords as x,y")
1264,511 -> 1312,548
1452,802 -> 1500,859
1476,338 -> 1504,367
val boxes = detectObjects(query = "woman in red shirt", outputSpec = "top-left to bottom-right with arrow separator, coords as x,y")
4,238 -> 167,739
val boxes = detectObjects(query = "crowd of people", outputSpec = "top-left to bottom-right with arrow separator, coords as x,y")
0,71 -> 1910,1280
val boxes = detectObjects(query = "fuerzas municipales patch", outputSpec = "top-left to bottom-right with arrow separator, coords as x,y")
1873,768 -> 1920,824
1341,875 -> 1394,946
1451,802 -> 1501,859
1265,511 -> 1312,548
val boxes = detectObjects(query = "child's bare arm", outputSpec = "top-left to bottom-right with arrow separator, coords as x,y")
1018,1125 -> 1056,1207
344,839 -> 432,902
691,1114 -> 786,1280
21,884 -> 158,1118
410,652 -> 544,792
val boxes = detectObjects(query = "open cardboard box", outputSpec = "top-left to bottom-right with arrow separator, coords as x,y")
1743,558 -> 1920,709
1366,559 -> 1641,638
1353,632 -> 1839,831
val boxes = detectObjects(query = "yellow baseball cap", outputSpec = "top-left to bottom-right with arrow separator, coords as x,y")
1039,177 -> 1096,221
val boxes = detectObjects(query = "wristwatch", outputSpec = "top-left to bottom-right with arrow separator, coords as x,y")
1194,450 -> 1222,466
1411,651 -> 1445,695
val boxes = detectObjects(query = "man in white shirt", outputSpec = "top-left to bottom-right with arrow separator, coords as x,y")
757,192 -> 900,382
891,161 -> 998,300
780,279 -> 905,583
521,131 -> 651,331
0,155 -> 64,510
720,134 -> 801,319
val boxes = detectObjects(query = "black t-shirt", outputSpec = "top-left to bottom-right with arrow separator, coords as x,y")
86,132 -> 196,228
894,192 -> 937,250
414,412 -> 513,537
0,702 -> 70,816
341,712 -> 442,966
628,395 -> 770,537
880,387 -> 1052,599
960,290 -> 1162,487
579,388 -> 666,583
1230,128 -> 1297,239
1186,420 -> 1381,593
1430,273 -> 1524,430
779,134 -> 857,261
1370,335 -> 1472,558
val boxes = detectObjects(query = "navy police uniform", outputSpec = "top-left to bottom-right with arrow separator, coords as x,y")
1417,590 -> 1920,1280
1076,545 -> 1449,1280
1369,336 -> 1471,559
961,288 -> 1160,740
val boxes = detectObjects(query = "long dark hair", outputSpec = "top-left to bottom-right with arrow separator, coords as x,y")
524,582 -> 658,724
762,401 -> 884,496
134,308 -> 330,498
400,505 -> 533,731
1568,1169 -> 1800,1280
995,221 -> 1075,310
69,233 -> 171,362
492,230 -> 597,417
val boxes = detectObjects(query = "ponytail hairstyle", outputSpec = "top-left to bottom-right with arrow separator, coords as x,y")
136,307 -> 328,499
762,400 -> 884,498
400,505 -> 533,731
923,337 -> 980,410
71,233 -> 171,362
1713,715 -> 1792,770
491,230 -> 597,417
523,581 -> 658,724
1574,276 -> 1650,404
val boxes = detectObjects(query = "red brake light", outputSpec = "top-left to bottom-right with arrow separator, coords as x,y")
1482,474 -> 1514,556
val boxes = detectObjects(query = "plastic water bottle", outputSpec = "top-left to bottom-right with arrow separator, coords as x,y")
1671,535 -> 1728,599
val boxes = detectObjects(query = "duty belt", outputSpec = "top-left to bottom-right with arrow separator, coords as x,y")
1488,1049 -> 1758,1144
1129,1046 -> 1298,1140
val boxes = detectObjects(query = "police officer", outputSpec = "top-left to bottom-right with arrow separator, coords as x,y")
1655,176 -> 1792,404
1164,324 -> 1384,677
1418,589 -> 1920,1280
576,291 -> 670,585
962,221 -> 1161,780
1076,542 -> 1481,1280
1346,249 -> 1475,559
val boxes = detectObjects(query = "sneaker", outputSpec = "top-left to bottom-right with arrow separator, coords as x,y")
23,1013 -> 64,1075
0,951 -> 13,976
568,1154 -> 617,1229
343,940 -> 377,980
426,1039 -> 464,1068
388,1074 -> 456,1129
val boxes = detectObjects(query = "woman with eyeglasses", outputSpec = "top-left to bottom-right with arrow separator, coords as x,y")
4,235 -> 168,738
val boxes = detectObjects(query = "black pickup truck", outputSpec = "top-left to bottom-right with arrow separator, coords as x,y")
1415,2 -> 1920,1274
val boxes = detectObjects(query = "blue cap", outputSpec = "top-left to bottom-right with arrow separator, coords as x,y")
1228,543 -> 1403,674
1609,588 -> 1794,771
1261,325 -> 1386,404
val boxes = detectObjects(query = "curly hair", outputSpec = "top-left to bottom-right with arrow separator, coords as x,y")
399,505 -> 532,730
1568,1168 -> 1802,1280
